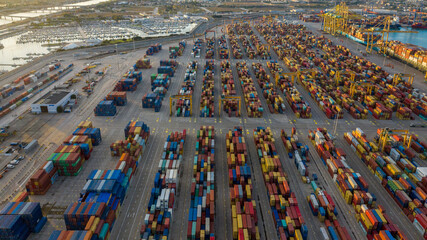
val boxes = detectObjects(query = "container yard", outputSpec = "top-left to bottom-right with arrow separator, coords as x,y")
1,13 -> 427,240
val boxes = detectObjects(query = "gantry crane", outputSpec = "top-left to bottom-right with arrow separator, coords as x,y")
349,82 -> 374,98
363,16 -> 418,54
378,128 -> 412,152
392,73 -> 415,87
169,95 -> 192,116
219,96 -> 241,117
334,70 -> 355,86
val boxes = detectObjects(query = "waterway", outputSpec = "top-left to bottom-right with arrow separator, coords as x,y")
387,28 -> 427,49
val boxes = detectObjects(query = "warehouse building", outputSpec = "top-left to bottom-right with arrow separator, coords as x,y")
31,90 -> 77,114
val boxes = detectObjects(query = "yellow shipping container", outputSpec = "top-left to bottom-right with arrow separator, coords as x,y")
237,214 -> 243,229
361,213 -> 373,230
270,195 -> 275,206
243,229 -> 249,240
295,229 -> 303,240
246,185 -> 252,199
232,218 -> 238,239
232,205 -> 236,218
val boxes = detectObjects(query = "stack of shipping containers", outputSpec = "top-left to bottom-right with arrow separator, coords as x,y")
236,62 -> 263,117
187,126 -> 215,239
226,126 -> 260,239
221,60 -> 240,117
140,130 -> 185,239
200,60 -> 215,117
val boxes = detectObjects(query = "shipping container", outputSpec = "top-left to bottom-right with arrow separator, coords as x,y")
187,126 -> 215,240
236,62 -> 263,117
141,130 -> 186,239
200,61 -> 215,117
227,126 -> 260,239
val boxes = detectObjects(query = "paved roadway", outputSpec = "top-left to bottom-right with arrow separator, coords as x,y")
0,16 -> 426,240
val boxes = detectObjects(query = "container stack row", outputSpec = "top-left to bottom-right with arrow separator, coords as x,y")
267,61 -> 311,118
235,62 -> 263,117
106,91 -> 127,106
113,71 -> 142,92
25,161 -> 58,195
252,127 -> 308,240
151,73 -> 170,96
192,39 -> 202,58
308,183 -> 351,240
134,58 -> 151,70
249,35 -> 270,60
94,100 -> 116,116
146,43 -> 162,55
251,62 -> 285,113
47,121 -> 101,176
110,121 -> 149,158
158,60 -> 177,77
200,60 -> 215,117
218,35 -> 229,59
0,202 -> 46,239
169,41 -> 186,59
174,61 -> 197,117
206,37 -> 214,59
226,126 -> 260,240
344,127 -> 427,238
0,64 -> 73,118
220,60 -> 239,117
226,28 -> 242,59
308,128 -> 408,239
51,121 -> 149,240
239,35 -> 255,59
140,130 -> 185,240
280,129 -> 310,180
187,126 -> 215,240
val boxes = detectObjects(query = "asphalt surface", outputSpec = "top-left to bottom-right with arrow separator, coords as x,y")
0,16 -> 426,240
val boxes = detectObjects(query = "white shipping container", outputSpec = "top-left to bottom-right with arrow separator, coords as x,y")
43,161 -> 54,174
144,214 -> 150,225
320,227 -> 330,240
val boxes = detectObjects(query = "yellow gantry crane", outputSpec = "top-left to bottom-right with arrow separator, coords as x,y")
219,96 -> 241,117
169,95 -> 192,116
379,128 -> 412,152
392,73 -> 415,86
334,70 -> 355,85
349,82 -> 374,98
322,2 -> 351,35
363,16 -> 418,54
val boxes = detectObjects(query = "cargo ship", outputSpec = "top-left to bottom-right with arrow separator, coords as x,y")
412,22 -> 427,29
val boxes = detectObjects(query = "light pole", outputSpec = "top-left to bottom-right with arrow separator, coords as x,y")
115,44 -> 119,73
